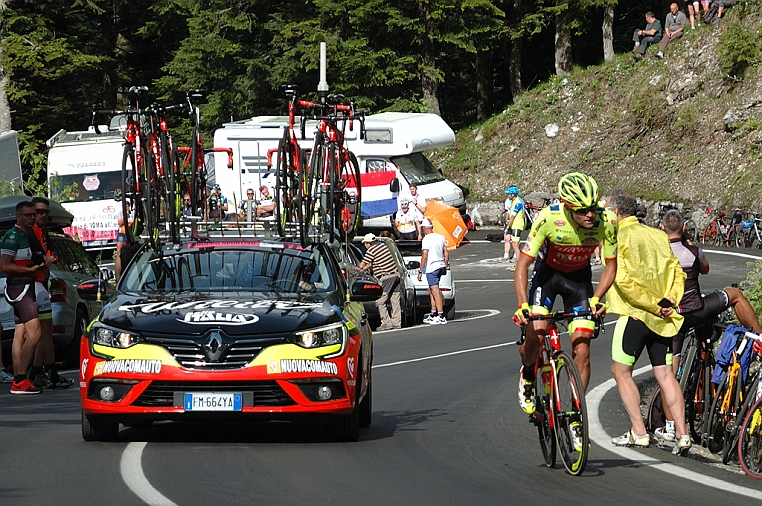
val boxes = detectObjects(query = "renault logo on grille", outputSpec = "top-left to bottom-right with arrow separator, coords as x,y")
202,331 -> 227,362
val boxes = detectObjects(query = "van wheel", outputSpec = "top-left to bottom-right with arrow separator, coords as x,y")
63,309 -> 88,368
359,368 -> 372,428
82,410 -> 119,442
445,302 -> 456,322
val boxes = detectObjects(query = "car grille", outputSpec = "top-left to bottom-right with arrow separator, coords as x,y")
144,336 -> 282,370
133,381 -> 295,407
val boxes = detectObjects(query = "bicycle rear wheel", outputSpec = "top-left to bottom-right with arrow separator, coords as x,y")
532,371 -> 556,468
739,396 -> 762,478
723,376 -> 759,464
335,150 -> 362,242
553,351 -> 588,475
684,219 -> 698,243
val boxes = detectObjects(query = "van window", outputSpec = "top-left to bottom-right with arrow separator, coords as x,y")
50,171 -> 123,202
390,152 -> 445,186
366,159 -> 395,173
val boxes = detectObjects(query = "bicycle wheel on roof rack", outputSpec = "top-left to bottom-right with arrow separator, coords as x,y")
121,143 -> 144,245
335,150 -> 362,242
306,136 -> 330,241
167,144 -> 181,243
144,153 -> 161,250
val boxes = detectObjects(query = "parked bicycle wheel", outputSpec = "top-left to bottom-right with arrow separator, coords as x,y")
554,351 -> 588,475
707,372 -> 742,453
533,378 -> 556,468
702,222 -> 719,245
723,375 -> 760,464
739,395 -> 762,478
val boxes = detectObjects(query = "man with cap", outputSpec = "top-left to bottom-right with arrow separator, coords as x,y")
358,233 -> 402,331
394,196 -> 423,240
501,185 -> 525,268
418,218 -> 449,324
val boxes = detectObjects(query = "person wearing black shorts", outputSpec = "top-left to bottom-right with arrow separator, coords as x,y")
605,189 -> 691,455
662,209 -> 762,374
1,201 -> 46,394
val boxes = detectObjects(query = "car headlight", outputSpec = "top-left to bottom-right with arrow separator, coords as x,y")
291,323 -> 346,350
92,325 -> 143,349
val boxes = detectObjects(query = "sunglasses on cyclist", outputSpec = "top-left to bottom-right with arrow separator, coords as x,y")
573,206 -> 597,215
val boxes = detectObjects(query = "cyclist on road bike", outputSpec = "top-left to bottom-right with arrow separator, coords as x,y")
513,172 -> 617,415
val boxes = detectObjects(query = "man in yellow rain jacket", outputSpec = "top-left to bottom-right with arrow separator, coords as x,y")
604,188 -> 692,457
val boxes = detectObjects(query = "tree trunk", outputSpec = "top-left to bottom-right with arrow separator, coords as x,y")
0,0 -> 12,133
554,7 -> 572,76
475,49 -> 492,121
508,35 -> 524,101
602,6 -> 615,62
419,0 -> 441,116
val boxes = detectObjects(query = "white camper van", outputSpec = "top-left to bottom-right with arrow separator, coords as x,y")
46,128 -> 124,248
213,112 -> 465,227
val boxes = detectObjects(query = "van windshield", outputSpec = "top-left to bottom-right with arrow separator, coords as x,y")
50,172 -> 123,202
391,153 -> 445,186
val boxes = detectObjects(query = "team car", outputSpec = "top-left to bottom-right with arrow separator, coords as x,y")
77,237 -> 381,442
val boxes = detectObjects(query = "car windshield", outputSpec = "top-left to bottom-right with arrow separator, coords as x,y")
390,152 -> 445,186
49,172 -> 123,202
120,242 -> 336,295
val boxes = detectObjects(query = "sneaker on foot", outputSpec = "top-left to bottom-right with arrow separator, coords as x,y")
633,53 -> 643,60
655,51 -> 664,59
10,379 -> 42,395
571,421 -> 584,452
499,257 -> 510,263
510,265 -> 516,272
518,367 -> 536,415
431,315 -> 447,325
672,434 -> 691,456
612,429 -> 650,447
377,323 -> 393,331
31,371 -> 49,388
0,370 -> 13,383
49,375 -> 74,389
654,426 -> 675,443
633,41 -> 640,50
423,314 -> 436,324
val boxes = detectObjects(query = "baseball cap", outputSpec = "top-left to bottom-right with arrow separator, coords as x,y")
399,196 -> 410,205
362,233 -> 377,243
421,218 -> 433,228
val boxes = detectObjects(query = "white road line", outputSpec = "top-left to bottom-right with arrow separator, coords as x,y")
373,341 -> 514,368
704,250 -> 762,260
374,309 -> 501,333
587,366 -> 762,499
121,442 -> 178,506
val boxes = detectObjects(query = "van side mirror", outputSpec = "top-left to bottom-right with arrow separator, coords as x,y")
390,178 -> 400,193
406,260 -> 420,270
350,279 -> 383,302
77,279 -> 109,301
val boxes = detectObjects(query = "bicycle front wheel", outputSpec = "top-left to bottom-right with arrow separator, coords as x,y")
739,396 -> 762,478
533,372 -> 556,468
121,143 -> 144,245
702,222 -> 718,245
684,219 -> 698,243
553,351 -> 588,475
707,373 -> 733,453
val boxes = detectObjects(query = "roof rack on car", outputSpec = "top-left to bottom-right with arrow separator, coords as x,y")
144,217 -> 327,243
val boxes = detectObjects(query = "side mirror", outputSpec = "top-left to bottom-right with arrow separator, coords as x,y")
406,260 -> 420,270
389,178 -> 400,193
77,279 -> 109,301
349,279 -> 383,302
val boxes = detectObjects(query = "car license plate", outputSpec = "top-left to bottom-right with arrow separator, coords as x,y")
184,392 -> 242,411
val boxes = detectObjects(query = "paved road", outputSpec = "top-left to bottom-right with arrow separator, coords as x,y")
2,239 -> 762,505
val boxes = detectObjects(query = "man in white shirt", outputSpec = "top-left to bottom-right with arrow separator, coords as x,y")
418,218 -> 449,324
394,197 -> 423,240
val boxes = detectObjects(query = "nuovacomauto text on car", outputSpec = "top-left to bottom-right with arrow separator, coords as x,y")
77,236 -> 381,442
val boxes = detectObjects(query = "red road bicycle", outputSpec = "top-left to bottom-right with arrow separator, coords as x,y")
517,310 -> 601,475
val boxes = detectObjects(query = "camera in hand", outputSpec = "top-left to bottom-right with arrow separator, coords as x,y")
209,194 -> 219,211
29,251 -> 45,267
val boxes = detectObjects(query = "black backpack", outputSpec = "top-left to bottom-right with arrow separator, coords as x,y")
704,2 -> 720,24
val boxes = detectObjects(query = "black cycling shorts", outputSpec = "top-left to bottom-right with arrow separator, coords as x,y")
612,316 -> 672,367
528,262 -> 593,312
5,283 -> 39,324
673,290 -> 729,356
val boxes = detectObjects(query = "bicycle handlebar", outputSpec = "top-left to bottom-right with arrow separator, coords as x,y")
516,309 -> 604,345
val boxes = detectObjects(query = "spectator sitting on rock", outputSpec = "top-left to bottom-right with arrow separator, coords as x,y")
632,11 -> 662,60
656,3 -> 686,60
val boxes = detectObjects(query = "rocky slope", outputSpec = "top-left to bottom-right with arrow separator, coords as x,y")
436,3 -> 762,227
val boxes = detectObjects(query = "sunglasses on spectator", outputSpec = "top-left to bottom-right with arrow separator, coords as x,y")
573,206 -> 597,215
36,209 -> 49,215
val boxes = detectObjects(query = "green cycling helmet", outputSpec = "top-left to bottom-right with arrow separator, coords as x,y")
558,172 -> 599,209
